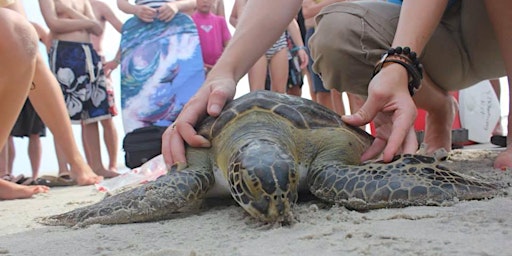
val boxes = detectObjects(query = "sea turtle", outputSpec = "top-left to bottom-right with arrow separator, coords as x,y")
41,91 -> 497,227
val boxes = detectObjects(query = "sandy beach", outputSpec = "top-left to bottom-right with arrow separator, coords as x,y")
1,148 -> 511,256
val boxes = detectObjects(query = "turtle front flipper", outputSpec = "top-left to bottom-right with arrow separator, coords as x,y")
40,149 -> 215,227
307,154 -> 498,211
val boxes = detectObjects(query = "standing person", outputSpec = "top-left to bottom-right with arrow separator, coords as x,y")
3,0 -> 102,187
192,0 -> 231,73
4,22 -> 52,182
2,0 -> 109,199
89,0 -> 123,174
39,0 -> 118,178
161,0 -> 512,171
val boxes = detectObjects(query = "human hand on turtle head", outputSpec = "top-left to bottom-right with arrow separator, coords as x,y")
342,63 -> 419,162
162,74 -> 237,168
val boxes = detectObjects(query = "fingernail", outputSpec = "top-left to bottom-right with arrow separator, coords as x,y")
210,104 -> 222,114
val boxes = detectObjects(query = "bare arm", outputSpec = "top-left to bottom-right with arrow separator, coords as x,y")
83,0 -> 103,35
117,0 -> 156,22
342,0 -> 449,162
30,22 -> 49,42
214,0 -> 225,18
97,0 -> 124,32
38,0 -> 100,34
229,0 -> 238,27
157,0 -> 196,22
163,0 -> 302,165
287,19 -> 308,69
216,0 -> 301,83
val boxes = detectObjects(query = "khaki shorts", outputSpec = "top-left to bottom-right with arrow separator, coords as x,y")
309,1 -> 505,96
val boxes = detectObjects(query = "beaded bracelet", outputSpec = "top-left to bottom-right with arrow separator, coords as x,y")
372,47 -> 424,96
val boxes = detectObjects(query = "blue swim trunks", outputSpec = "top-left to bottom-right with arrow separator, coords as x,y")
49,40 -> 112,124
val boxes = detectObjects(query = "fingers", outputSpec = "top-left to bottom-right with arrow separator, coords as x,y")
163,90 -> 210,166
402,127 -> 419,154
157,4 -> 177,22
361,137 -> 387,162
342,99 -> 381,127
207,84 -> 235,116
382,110 -> 417,162
136,6 -> 156,22
162,79 -> 236,167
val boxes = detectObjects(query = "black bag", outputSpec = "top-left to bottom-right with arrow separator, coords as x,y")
122,126 -> 167,168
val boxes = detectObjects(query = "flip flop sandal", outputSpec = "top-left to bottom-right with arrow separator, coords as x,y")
39,175 -> 77,187
19,177 -> 37,186
35,177 -> 52,186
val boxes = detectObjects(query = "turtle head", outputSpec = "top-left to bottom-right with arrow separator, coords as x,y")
228,140 -> 299,223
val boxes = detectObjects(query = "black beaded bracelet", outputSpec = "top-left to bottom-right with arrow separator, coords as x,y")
372,47 -> 424,96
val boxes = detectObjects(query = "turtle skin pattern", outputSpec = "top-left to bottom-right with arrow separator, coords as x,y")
40,91 -> 497,227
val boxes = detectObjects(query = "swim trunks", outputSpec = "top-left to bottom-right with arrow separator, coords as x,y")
265,33 -> 288,60
11,99 -> 46,137
49,40 -> 112,124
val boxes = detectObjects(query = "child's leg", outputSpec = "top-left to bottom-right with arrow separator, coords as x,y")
100,118 -> 119,172
248,56 -> 268,91
28,134 -> 42,179
268,48 -> 289,93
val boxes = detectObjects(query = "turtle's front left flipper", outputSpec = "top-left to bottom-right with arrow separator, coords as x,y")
40,150 -> 215,227
308,154 -> 498,211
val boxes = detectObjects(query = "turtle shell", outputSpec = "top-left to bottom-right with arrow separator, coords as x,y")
197,90 -> 372,141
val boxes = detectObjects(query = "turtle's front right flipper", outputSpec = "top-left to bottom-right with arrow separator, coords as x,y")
40,151 -> 215,227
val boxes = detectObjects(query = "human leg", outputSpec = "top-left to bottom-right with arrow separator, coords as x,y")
100,118 -> 119,172
330,89 -> 344,116
413,73 -> 457,154
82,122 -> 118,177
248,56 -> 268,91
0,6 -> 48,199
268,48 -> 289,93
490,78 -> 503,135
31,51 -> 102,185
28,134 -> 42,178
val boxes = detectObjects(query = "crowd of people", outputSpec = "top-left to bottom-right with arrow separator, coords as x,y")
1,0 -> 511,201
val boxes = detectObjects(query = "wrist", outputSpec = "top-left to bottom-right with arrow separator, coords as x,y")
372,46 -> 423,96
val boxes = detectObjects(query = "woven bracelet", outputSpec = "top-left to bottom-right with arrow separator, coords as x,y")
372,47 -> 424,96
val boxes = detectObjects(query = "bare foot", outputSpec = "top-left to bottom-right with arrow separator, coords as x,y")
94,168 -> 120,179
0,179 -> 49,200
69,161 -> 103,186
494,149 -> 512,170
423,95 -> 458,155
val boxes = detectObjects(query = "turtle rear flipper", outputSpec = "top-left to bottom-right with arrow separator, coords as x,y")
40,152 -> 215,227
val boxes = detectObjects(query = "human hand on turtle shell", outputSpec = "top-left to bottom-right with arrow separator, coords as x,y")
342,63 -> 418,162
162,75 -> 237,167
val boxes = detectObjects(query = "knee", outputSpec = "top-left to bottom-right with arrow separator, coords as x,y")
0,9 -> 38,66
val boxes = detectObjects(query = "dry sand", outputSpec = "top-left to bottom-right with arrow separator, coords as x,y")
0,148 -> 511,256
